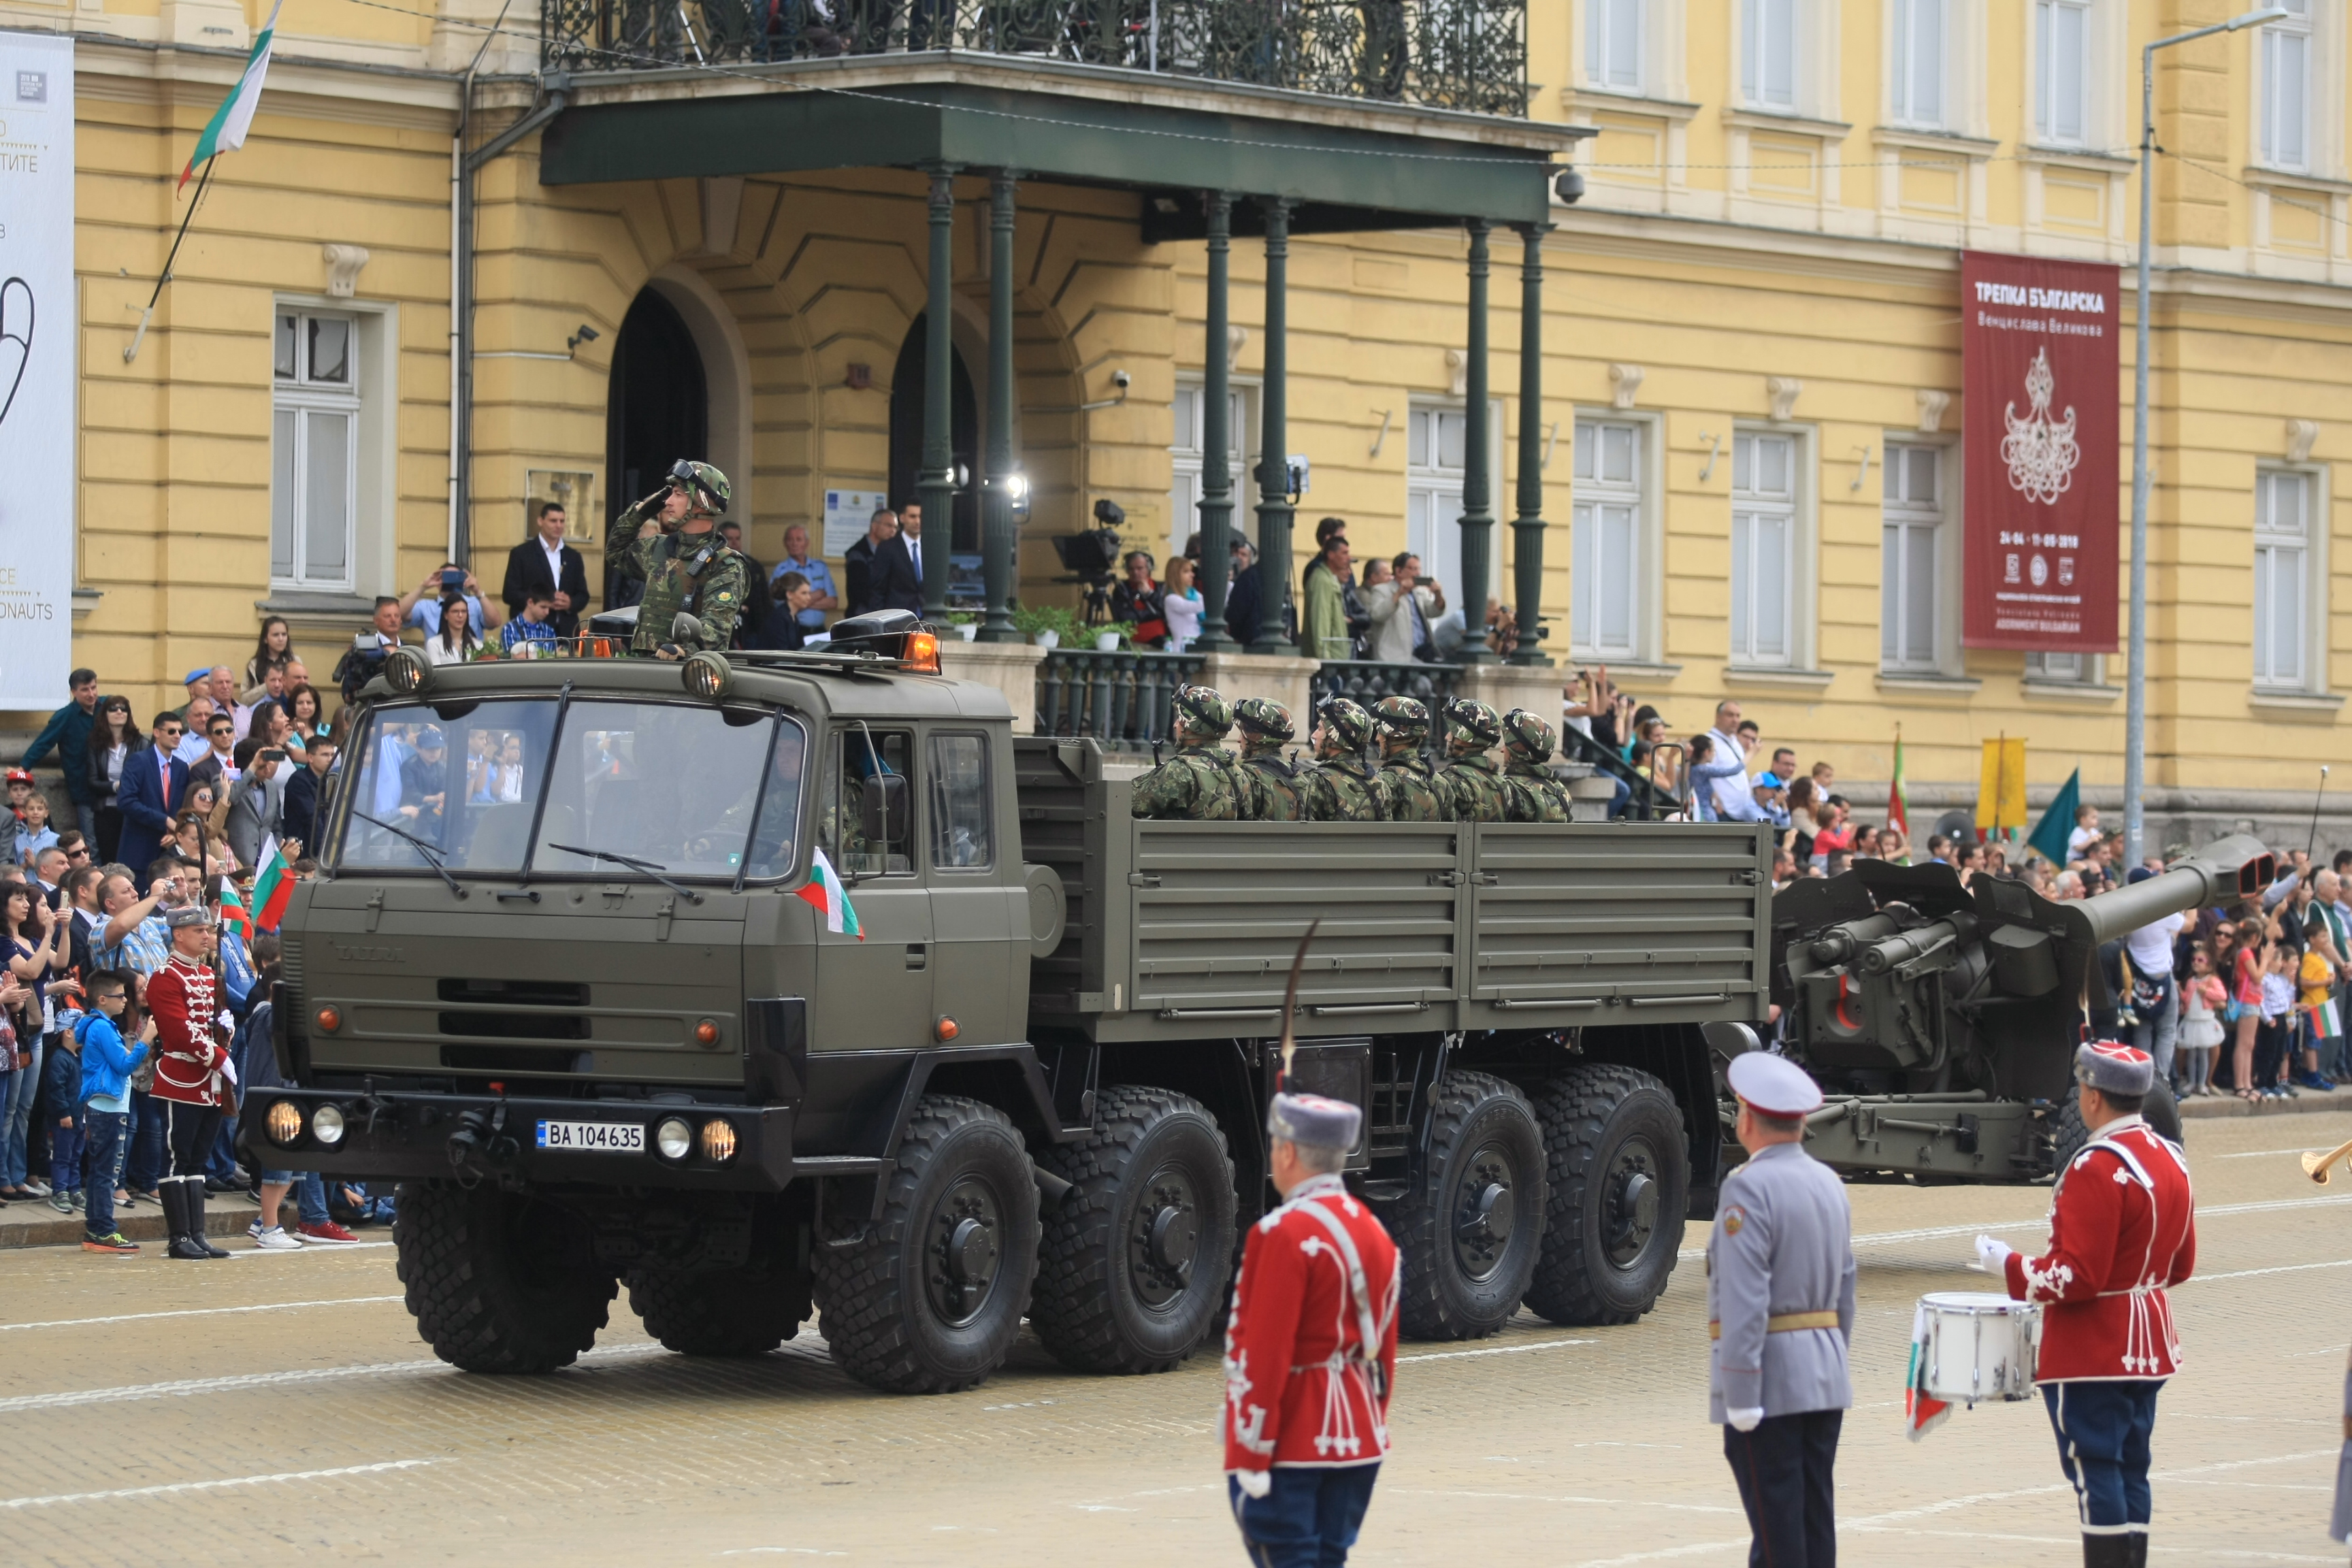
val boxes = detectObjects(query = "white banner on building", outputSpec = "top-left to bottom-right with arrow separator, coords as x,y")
0,33 -> 72,708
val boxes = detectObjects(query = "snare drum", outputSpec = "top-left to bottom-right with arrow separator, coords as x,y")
1918,1292 -> 2041,1405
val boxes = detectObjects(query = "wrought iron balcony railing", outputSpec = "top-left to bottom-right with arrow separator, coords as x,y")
543,0 -> 1530,117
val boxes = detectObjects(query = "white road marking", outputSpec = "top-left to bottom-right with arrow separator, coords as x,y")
0,1296 -> 403,1333
1399,1337 -> 1595,1363
1680,1190 -> 2352,1260
0,1342 -> 666,1413
0,1459 -> 441,1509
2189,1258 -> 2352,1284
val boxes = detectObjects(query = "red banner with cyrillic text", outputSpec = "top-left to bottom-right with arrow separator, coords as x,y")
1959,250 -> 2119,652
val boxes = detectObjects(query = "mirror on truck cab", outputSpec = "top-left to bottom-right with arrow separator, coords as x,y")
861,774 -> 909,847
826,728 -> 913,877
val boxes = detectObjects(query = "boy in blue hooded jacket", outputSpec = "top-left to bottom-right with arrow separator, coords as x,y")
76,970 -> 150,1253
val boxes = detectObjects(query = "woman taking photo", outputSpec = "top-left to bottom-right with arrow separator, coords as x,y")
423,595 -> 483,667
86,696 -> 139,865
0,885 -> 65,1201
1109,551 -> 1167,646
242,616 -> 295,702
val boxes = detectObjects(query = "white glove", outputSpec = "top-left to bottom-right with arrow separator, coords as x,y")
1727,1407 -> 1764,1433
1232,1469 -> 1271,1499
1974,1235 -> 2013,1273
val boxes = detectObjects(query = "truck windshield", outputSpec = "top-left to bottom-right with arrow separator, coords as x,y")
335,699 -> 806,881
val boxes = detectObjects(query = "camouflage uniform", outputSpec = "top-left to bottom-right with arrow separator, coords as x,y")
1369,696 -> 1452,823
1129,687 -> 1252,820
1235,698 -> 1307,822
626,463 -> 746,655
1499,708 -> 1575,823
1435,698 -> 1509,823
1296,698 -> 1382,822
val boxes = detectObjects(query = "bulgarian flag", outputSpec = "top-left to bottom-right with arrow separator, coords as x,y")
796,848 -> 862,940
179,0 -> 284,191
218,877 -> 253,938
252,836 -> 295,932
1886,734 -> 1910,843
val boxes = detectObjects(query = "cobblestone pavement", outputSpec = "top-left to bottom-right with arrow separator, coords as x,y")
3,1113 -> 2348,1567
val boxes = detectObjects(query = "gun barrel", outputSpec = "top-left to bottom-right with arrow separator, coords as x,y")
2077,834 -> 2277,945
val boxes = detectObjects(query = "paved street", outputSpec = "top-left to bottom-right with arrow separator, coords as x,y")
3,1111 -> 2347,1567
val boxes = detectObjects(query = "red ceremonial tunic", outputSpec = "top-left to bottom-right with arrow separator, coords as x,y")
2004,1116 -> 2197,1382
1222,1173 -> 1400,1477
146,954 -> 226,1107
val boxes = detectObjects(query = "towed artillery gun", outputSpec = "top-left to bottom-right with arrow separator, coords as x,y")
1766,835 -> 2275,1179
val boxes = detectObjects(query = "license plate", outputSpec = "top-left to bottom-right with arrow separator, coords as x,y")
536,1120 -> 644,1154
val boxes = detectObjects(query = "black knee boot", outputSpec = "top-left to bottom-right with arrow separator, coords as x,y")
163,1181 -> 210,1259
186,1182 -> 230,1258
2081,1533 -> 2132,1568
2125,1532 -> 2147,1567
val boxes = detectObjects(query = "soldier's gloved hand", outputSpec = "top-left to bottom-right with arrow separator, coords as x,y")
1726,1407 -> 1764,1433
653,642 -> 684,662
1974,1235 -> 2014,1273
1231,1469 -> 1271,1500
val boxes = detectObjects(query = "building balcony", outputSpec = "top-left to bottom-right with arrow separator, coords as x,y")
541,0 -> 1530,118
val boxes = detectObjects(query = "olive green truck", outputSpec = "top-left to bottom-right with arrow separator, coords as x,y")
244,630 -> 2253,1395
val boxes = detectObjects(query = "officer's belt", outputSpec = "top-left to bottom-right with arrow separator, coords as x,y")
1706,1310 -> 1840,1340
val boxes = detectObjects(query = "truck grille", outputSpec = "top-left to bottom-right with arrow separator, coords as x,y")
436,978 -> 589,1007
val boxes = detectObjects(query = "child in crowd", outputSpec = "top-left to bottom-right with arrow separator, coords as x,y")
2066,804 -> 2100,861
2177,943 -> 2226,1097
42,1002 -> 82,1211
2256,939 -> 2298,1100
5,768 -> 36,825
2227,918 -> 2266,1098
76,970 -> 150,1254
17,792 -> 58,870
501,588 -> 561,654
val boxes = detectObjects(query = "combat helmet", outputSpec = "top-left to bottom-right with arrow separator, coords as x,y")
1371,695 -> 1430,745
1235,697 -> 1294,746
1442,697 -> 1502,755
1502,707 -> 1558,764
1172,684 -> 1235,740
671,459 -> 732,515
1316,696 -> 1373,753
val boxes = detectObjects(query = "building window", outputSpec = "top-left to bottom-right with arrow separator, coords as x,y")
1743,0 -> 1797,108
2034,0 -> 2089,144
1170,381 -> 1252,563
1405,405 -> 1471,599
2025,650 -> 2093,683
1890,0 -> 1944,127
1571,418 -> 1644,659
2254,468 -> 2314,689
272,310 -> 358,591
1731,431 -> 1797,665
1880,443 -> 1942,670
2260,0 -> 2310,169
1587,0 -> 1644,90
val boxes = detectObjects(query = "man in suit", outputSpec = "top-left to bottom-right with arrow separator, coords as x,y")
282,736 -> 334,849
119,712 -> 192,872
872,500 -> 926,613
226,745 -> 288,869
843,507 -> 898,617
502,501 -> 593,638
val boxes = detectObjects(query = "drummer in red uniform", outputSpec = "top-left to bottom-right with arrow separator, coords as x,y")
1222,1092 -> 1399,1567
1976,1042 -> 2196,1568
148,902 -> 231,1261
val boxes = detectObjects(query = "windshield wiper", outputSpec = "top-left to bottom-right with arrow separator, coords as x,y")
544,844 -> 705,904
352,810 -> 468,899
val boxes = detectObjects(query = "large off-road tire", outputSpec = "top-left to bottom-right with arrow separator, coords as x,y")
1382,1070 -> 1546,1341
812,1096 -> 1041,1394
1032,1085 -> 1239,1375
2052,1079 -> 2182,1173
628,1261 -> 813,1357
393,1181 -> 616,1373
1524,1064 -> 1689,1326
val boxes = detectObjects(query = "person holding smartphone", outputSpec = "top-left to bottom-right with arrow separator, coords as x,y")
395,562 -> 505,641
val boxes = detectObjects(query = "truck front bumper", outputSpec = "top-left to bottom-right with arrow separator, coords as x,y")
239,1088 -> 804,1192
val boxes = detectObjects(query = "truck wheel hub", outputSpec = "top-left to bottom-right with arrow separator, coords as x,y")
926,1178 -> 1002,1325
1604,1142 -> 1660,1269
1451,1146 -> 1516,1280
1128,1170 -> 1200,1307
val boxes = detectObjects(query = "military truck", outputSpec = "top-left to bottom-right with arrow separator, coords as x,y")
245,623 -> 2261,1396
247,625 -> 1763,1393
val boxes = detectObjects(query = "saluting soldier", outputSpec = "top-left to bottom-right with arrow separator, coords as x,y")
1297,698 -> 1382,823
1235,698 -> 1307,822
1974,1043 -> 2196,1568
1130,686 -> 1254,821
1499,709 -> 1575,823
1223,1092 -> 1399,1568
625,460 -> 747,657
1710,1051 -> 1855,1568
1434,698 -> 1507,822
1369,696 -> 1450,822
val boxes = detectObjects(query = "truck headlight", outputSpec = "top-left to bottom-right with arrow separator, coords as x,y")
266,1100 -> 303,1145
311,1103 -> 347,1147
383,647 -> 429,695
654,1116 -> 693,1162
700,1120 -> 738,1163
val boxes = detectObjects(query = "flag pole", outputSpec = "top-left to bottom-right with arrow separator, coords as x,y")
123,158 -> 214,365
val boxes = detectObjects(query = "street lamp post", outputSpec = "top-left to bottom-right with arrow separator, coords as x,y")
2125,7 -> 2286,869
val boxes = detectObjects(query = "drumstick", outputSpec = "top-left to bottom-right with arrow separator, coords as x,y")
2300,1135 -> 2352,1184
1275,919 -> 1322,1094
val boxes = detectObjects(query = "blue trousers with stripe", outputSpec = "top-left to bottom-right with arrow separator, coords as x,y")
2042,1379 -> 2163,1534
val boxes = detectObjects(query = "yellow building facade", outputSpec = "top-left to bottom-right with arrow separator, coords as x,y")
35,0 -> 2352,841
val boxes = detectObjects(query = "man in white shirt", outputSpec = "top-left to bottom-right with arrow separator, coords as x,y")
2121,865 -> 2185,1088
174,697 -> 216,768
1707,700 -> 1751,821
774,523 -> 838,632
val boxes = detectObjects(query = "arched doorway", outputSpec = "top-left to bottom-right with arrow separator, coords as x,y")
889,314 -> 980,554
604,288 -> 708,607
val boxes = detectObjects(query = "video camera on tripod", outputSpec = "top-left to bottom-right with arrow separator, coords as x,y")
1051,498 -> 1127,626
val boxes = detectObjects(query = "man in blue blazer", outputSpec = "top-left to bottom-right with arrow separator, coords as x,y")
118,711 -> 193,877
